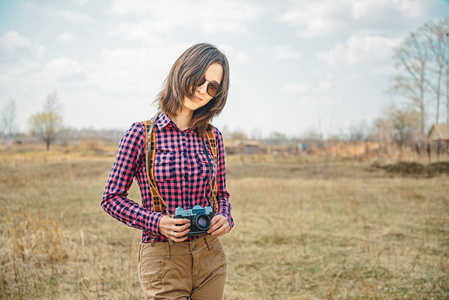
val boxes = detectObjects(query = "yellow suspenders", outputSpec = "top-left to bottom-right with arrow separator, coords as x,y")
143,113 -> 219,214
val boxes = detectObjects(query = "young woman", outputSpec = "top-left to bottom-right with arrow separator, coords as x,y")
101,43 -> 234,299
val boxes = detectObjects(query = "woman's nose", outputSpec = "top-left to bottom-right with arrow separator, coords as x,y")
197,82 -> 207,94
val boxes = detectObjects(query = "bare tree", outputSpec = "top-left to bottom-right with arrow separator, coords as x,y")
1,99 -> 17,136
29,90 -> 64,150
423,18 -> 449,124
391,18 -> 449,133
391,30 -> 429,134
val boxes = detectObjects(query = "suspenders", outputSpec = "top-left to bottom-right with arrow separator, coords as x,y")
143,112 -> 219,215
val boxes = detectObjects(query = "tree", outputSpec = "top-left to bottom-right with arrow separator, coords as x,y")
389,107 -> 421,150
423,19 -> 449,124
1,99 -> 17,136
29,90 -> 64,150
390,18 -> 449,133
390,30 -> 429,134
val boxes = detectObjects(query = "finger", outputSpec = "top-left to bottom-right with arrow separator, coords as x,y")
171,218 -> 191,225
211,223 -> 230,237
208,217 -> 226,234
163,229 -> 188,242
170,223 -> 190,233
177,227 -> 191,237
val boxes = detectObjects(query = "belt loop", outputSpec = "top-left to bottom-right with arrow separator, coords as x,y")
204,236 -> 212,251
167,240 -> 172,259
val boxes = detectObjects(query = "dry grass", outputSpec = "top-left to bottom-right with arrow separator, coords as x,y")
0,146 -> 448,299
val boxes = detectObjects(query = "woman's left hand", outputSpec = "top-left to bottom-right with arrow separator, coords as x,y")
207,215 -> 230,237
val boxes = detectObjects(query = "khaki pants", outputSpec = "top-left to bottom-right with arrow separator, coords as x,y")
138,235 -> 227,300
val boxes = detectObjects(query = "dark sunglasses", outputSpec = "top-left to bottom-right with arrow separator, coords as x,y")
196,76 -> 221,97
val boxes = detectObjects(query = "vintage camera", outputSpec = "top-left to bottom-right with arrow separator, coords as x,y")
174,205 -> 215,237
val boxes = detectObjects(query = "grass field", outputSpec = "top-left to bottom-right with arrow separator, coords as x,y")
0,144 -> 448,299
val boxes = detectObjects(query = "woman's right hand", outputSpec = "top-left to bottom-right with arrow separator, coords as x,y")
159,215 -> 191,242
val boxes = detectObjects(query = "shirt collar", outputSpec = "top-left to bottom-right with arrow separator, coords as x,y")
156,111 -> 197,133
156,112 -> 171,129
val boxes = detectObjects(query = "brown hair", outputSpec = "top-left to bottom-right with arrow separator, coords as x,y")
156,43 -> 230,135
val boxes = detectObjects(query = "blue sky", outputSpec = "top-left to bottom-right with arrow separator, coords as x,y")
1,0 -> 448,138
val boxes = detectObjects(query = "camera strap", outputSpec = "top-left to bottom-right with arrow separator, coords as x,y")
201,131 -> 219,214
143,111 -> 219,215
143,111 -> 168,214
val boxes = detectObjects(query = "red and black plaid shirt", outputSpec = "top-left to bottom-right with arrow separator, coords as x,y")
101,112 -> 233,243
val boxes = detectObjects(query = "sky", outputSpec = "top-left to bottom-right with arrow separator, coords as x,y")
1,0 -> 449,138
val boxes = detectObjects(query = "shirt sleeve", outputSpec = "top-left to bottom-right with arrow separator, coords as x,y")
101,122 -> 163,234
214,128 -> 234,229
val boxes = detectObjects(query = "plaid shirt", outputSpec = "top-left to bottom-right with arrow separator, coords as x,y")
101,112 -> 233,243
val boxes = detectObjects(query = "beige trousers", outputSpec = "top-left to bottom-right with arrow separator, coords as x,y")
138,235 -> 227,300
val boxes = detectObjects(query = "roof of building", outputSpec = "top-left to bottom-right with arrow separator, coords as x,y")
428,124 -> 449,141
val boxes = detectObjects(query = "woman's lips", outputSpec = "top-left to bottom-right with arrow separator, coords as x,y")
194,95 -> 202,102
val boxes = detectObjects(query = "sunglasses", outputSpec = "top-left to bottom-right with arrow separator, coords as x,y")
196,76 -> 221,98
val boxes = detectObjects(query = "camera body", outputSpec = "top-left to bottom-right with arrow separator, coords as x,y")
174,205 -> 215,237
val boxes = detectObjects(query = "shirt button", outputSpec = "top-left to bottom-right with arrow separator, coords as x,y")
192,245 -> 196,250
183,151 -> 187,158
181,132 -> 185,136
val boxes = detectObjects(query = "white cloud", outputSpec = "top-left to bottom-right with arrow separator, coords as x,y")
41,7 -> 96,24
0,31 -> 45,61
86,46 -> 188,93
351,0 -> 426,19
318,81 -> 332,91
276,1 -> 346,37
317,35 -> 402,65
398,0 -> 426,17
276,0 -> 430,37
216,44 -> 251,65
56,32 -> 78,43
284,80 -> 332,94
108,0 -> 263,35
299,95 -> 337,105
43,58 -> 86,82
56,10 -> 95,23
284,82 -> 310,93
108,20 -> 165,45
0,31 -> 30,49
275,45 -> 302,59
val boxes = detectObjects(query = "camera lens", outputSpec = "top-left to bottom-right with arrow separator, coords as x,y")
195,214 -> 211,230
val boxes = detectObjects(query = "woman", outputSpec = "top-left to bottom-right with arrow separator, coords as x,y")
101,43 -> 234,299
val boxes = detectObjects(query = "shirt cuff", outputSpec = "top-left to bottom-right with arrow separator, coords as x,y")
218,213 -> 234,229
146,212 -> 164,236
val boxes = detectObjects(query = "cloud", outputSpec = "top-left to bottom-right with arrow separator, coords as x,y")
216,44 -> 251,65
284,80 -> 332,94
276,1 -> 346,37
317,35 -> 402,65
56,32 -> 78,43
107,0 -> 263,36
299,95 -> 337,105
43,58 -> 87,82
86,46 -> 189,93
284,82 -> 310,93
108,20 -> 166,45
275,0 -> 430,37
351,0 -> 426,19
56,10 -> 95,24
0,31 -> 45,62
275,45 -> 302,59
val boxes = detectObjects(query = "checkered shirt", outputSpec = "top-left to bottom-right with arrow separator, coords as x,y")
101,112 -> 233,243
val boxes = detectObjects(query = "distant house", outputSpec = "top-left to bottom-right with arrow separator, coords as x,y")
224,139 -> 265,155
428,124 -> 449,145
428,124 -> 449,159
